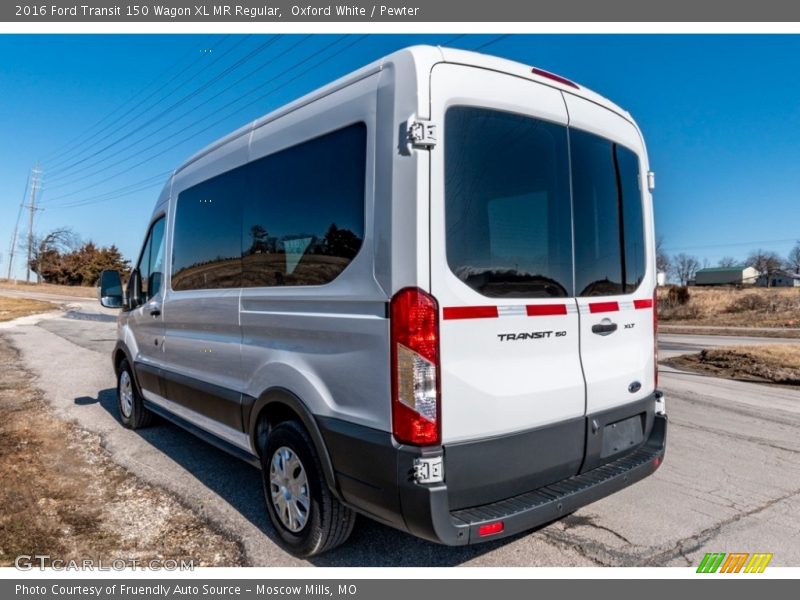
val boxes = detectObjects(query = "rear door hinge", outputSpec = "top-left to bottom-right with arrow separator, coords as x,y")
413,456 -> 444,484
407,120 -> 438,149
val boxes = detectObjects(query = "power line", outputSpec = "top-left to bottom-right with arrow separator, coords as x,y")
439,34 -> 467,46
46,171 -> 172,209
42,34 -> 224,169
44,35 -> 251,176
42,35 -> 286,192
46,173 -> 172,211
5,173 -> 30,280
44,35 -> 360,206
473,34 -> 511,51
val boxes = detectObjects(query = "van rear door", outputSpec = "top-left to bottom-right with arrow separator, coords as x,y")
564,95 -> 656,471
428,64 -> 586,506
564,95 -> 656,413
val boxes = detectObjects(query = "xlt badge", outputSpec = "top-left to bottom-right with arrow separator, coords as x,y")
498,331 -> 567,341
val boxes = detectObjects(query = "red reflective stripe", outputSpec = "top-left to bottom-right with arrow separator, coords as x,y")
634,298 -> 654,309
442,306 -> 499,320
589,301 -> 619,313
526,304 -> 568,316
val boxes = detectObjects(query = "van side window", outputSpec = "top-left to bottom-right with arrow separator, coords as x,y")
242,123 -> 366,287
172,167 -> 246,291
571,130 -> 646,296
444,106 -> 573,298
136,216 -> 166,303
171,123 -> 366,291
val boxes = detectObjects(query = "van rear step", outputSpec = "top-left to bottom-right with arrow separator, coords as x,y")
450,416 -> 666,543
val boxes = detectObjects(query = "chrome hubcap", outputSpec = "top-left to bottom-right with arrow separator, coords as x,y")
269,446 -> 310,532
119,370 -> 133,418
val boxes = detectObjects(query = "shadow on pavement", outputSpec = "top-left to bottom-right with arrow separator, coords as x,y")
83,387 -> 524,567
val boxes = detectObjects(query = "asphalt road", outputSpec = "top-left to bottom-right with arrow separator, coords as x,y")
3,295 -> 799,567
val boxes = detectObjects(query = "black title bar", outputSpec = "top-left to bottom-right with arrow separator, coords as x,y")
5,0 -> 800,22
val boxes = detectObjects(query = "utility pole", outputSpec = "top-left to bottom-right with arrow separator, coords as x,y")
6,223 -> 19,281
24,163 -> 43,283
6,172 -> 31,282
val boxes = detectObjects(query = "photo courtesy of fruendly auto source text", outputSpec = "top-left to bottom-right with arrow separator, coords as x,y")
0,0 -> 799,596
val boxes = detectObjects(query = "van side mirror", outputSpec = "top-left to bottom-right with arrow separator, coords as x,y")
98,270 -> 124,309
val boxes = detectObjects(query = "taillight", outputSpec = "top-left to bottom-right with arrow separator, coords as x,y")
653,287 -> 659,389
390,287 -> 441,446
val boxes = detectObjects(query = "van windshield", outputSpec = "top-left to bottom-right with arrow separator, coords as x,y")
444,106 -> 645,298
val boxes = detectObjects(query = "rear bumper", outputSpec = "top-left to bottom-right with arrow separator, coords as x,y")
409,413 -> 666,545
317,395 -> 667,546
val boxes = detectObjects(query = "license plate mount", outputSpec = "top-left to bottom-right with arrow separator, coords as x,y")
600,414 -> 644,458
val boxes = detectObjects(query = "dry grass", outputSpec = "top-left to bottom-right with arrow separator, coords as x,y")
665,344 -> 800,385
0,296 -> 58,322
658,286 -> 800,328
0,335 -> 244,566
0,279 -> 96,299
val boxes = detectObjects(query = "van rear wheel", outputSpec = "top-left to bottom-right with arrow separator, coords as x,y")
116,358 -> 154,429
260,420 -> 355,557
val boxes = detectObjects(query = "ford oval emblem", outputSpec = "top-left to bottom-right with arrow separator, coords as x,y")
628,381 -> 642,394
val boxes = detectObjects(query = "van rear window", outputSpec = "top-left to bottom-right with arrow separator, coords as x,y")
571,129 -> 646,296
444,106 -> 646,299
444,106 -> 573,298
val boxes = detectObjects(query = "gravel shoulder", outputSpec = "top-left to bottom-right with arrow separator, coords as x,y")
0,333 -> 244,567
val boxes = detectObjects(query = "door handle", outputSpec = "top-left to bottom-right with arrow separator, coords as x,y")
591,321 -> 617,335
149,308 -> 161,317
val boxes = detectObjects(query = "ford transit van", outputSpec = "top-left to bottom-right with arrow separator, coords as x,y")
100,45 -> 667,557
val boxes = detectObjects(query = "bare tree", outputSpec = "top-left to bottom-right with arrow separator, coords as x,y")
656,236 -> 671,275
671,253 -> 701,286
27,227 -> 80,283
786,242 -> 800,275
717,256 -> 738,268
746,249 -> 783,287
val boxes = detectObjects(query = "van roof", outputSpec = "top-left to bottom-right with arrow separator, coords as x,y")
173,44 -> 634,177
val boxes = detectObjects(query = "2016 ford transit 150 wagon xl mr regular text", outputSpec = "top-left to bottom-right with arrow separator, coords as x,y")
99,46 -> 667,557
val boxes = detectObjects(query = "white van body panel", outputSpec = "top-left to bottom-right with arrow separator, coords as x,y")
429,63 -> 586,443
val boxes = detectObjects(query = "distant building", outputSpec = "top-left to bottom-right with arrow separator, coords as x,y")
756,271 -> 800,288
656,271 -> 667,286
694,266 -> 759,286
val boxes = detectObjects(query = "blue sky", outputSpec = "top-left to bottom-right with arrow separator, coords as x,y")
1,34 -> 799,279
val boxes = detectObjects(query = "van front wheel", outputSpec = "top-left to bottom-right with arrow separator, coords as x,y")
116,359 -> 153,429
261,421 -> 355,557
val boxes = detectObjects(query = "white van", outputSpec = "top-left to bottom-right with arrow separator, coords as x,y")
99,45 -> 666,557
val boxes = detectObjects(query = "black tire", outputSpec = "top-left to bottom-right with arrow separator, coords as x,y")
116,358 -> 154,429
260,420 -> 355,557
